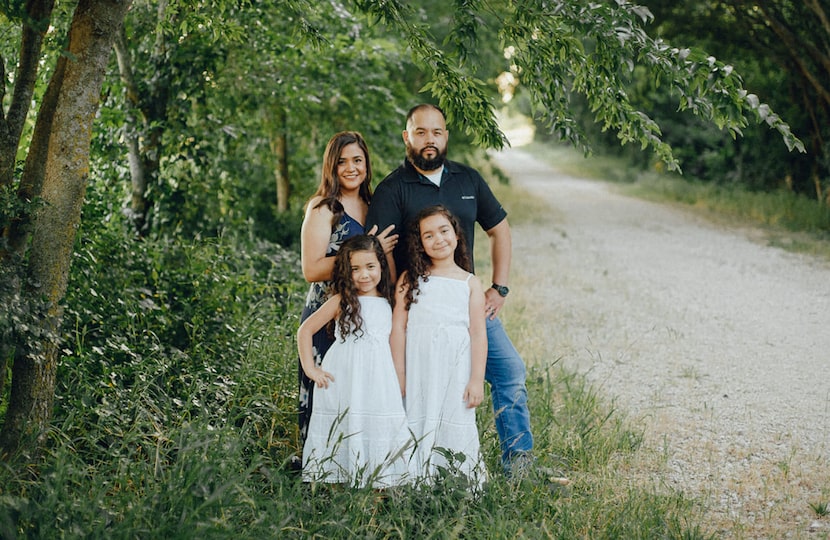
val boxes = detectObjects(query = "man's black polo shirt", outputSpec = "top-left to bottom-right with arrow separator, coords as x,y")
366,159 -> 507,274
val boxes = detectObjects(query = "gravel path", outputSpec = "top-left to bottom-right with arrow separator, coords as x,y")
492,148 -> 830,538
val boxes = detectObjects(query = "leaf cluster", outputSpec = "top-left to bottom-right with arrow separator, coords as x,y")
627,0 -> 828,194
71,0 -> 808,244
348,0 -> 803,173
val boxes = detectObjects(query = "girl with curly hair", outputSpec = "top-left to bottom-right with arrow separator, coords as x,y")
298,234 -> 412,488
298,131 -> 397,451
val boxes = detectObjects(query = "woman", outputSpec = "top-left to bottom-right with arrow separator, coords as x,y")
297,131 -> 396,451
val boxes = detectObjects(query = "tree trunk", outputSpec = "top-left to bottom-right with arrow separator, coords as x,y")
113,30 -> 149,234
0,0 -> 56,190
270,105 -> 290,212
110,0 -> 170,236
0,0 -> 133,458
0,0 -> 59,438
1,0 -> 56,257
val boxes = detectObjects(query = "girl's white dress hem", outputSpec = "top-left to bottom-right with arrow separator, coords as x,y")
405,274 -> 487,487
302,296 -> 413,488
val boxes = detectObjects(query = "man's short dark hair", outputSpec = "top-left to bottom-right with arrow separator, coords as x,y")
405,103 -> 446,125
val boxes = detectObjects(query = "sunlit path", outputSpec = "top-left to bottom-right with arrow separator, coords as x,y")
496,147 -> 830,538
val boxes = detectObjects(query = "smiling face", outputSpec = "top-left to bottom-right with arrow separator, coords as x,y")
349,249 -> 382,295
418,213 -> 458,262
403,107 -> 448,173
337,142 -> 368,194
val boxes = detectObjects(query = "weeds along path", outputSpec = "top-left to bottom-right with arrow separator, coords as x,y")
492,147 -> 830,538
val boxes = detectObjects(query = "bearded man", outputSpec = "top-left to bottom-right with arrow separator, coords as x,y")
367,104 -> 564,483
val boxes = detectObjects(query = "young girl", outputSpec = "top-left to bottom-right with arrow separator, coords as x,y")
391,205 -> 487,487
298,131 -> 396,449
299,234 -> 412,488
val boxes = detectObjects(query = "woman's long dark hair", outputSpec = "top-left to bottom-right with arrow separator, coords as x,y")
310,131 -> 373,223
331,234 -> 393,339
401,205 -> 471,310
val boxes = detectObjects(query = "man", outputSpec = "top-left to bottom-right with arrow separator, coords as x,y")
366,103 -> 541,477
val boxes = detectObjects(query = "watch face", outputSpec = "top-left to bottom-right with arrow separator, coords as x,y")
492,284 -> 509,296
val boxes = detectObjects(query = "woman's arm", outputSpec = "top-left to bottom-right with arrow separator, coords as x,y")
390,273 -> 410,396
300,197 -> 336,283
297,295 -> 340,388
464,276 -> 488,408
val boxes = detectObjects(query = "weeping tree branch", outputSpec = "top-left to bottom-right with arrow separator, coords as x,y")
350,0 -> 803,172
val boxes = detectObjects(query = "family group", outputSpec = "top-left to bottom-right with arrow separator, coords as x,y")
295,104 -> 547,489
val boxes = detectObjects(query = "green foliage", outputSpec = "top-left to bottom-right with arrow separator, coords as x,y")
809,500 -> 829,518
8,0 -> 815,245
0,218 -> 305,536
0,186 -> 53,402
345,0 -> 804,179
0,196 -> 713,537
62,225 -> 302,386
616,0 -> 828,195
0,0 -> 25,19
505,1 -> 802,172
84,0 -> 810,242
355,0 -> 507,149
0,184 -> 37,231
93,0 -> 421,239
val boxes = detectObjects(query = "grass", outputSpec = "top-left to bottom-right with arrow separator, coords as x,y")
0,194 -> 719,539
0,332 -> 712,538
811,500 -> 830,518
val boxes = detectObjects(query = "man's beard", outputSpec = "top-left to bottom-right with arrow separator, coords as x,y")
406,143 -> 447,172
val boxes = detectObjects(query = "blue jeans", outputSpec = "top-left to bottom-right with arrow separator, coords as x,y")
485,316 -> 533,470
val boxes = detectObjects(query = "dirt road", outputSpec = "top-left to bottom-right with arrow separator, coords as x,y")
492,147 -> 830,538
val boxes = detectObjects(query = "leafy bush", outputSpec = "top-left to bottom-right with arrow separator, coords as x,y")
0,205 -> 711,539
58,219 -> 304,438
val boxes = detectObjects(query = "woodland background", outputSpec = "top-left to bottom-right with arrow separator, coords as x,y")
0,1 -> 827,537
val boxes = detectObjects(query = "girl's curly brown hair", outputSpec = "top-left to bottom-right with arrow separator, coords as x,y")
401,205 -> 471,310
331,234 -> 393,339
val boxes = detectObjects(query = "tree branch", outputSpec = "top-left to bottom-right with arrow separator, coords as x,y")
0,0 -> 55,188
7,0 -> 56,148
759,4 -> 830,109
803,0 -> 830,39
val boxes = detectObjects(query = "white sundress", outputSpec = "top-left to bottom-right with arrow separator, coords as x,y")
405,274 -> 486,487
302,296 -> 414,488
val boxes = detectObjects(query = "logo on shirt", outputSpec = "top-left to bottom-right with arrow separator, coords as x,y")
461,195 -> 475,200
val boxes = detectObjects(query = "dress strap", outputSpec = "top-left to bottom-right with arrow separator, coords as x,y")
465,273 -> 473,283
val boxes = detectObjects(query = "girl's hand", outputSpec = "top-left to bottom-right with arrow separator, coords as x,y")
367,224 -> 398,255
307,367 -> 335,389
463,380 -> 484,408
